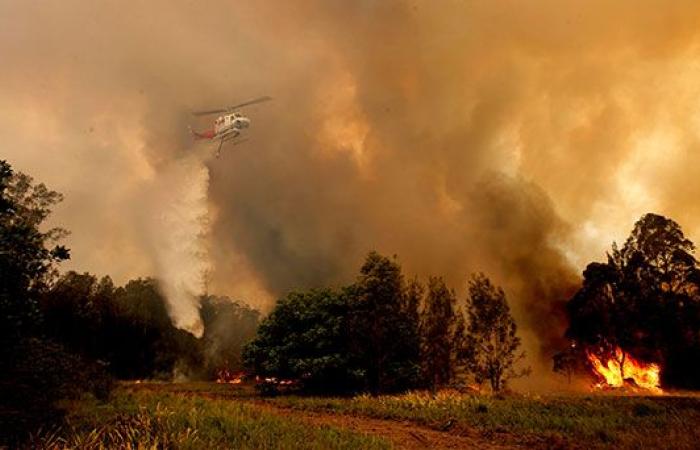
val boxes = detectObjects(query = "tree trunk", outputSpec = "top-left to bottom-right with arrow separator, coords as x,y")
491,374 -> 500,392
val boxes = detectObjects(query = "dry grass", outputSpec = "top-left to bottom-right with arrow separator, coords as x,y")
264,389 -> 700,449
27,383 -> 700,449
26,388 -> 389,450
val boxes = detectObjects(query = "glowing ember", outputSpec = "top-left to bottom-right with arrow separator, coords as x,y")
587,347 -> 661,392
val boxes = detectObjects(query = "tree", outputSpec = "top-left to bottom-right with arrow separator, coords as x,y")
39,272 -> 114,359
40,273 -> 204,380
552,344 -> 586,383
0,161 -> 108,446
465,273 -> 529,392
243,289 -> 361,393
0,160 -> 69,339
244,252 -> 422,395
419,276 -> 466,394
562,213 -> 700,388
348,252 -> 421,393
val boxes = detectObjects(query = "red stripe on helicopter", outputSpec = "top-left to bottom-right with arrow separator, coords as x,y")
192,128 -> 216,139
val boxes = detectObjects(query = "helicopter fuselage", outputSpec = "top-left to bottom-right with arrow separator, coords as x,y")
214,112 -> 250,138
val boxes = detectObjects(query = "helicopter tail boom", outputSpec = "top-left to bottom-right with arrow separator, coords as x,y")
188,126 -> 216,140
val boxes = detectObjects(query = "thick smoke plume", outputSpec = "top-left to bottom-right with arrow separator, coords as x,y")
4,1 -> 700,386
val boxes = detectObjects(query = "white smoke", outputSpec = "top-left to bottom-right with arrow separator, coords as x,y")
146,152 -> 211,337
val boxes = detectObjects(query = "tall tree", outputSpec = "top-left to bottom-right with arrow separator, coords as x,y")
348,252 -> 421,393
419,276 -> 466,394
465,273 -> 529,392
563,213 -> 700,388
0,161 -> 107,445
0,160 -> 69,339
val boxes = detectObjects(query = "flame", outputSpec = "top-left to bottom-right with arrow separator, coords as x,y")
587,347 -> 661,392
216,369 -> 245,384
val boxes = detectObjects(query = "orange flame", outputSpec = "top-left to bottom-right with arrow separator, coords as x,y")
587,347 -> 661,392
216,369 -> 245,384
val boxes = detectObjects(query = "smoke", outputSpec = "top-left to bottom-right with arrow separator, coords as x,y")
4,0 -> 700,386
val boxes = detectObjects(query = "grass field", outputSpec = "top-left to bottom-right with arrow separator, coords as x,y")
27,382 -> 700,449
264,390 -> 700,449
27,387 -> 389,450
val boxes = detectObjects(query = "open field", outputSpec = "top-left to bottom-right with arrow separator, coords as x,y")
26,385 -> 389,450
26,382 -> 700,449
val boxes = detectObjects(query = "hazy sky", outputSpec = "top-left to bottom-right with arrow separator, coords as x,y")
3,0 -> 700,384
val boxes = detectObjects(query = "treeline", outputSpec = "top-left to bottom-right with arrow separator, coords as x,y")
41,273 -> 259,380
557,213 -> 700,389
244,251 -> 529,395
0,160 -> 258,444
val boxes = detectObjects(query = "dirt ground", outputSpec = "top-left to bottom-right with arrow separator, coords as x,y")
245,400 -> 521,450
175,384 -> 525,449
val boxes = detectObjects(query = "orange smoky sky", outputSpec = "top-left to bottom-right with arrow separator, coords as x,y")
3,0 -> 700,385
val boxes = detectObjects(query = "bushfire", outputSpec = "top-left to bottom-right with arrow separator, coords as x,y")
587,347 -> 661,392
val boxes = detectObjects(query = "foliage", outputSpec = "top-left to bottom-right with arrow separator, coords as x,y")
348,251 -> 421,393
562,213 -> 700,388
0,160 -> 69,339
39,274 -> 262,382
245,252 -> 423,394
244,288 -> 361,393
0,160 -> 111,445
0,338 -> 113,445
40,273 -> 203,380
28,388 -> 390,450
245,254 -> 535,395
552,344 -> 586,383
464,273 -> 529,391
419,276 -> 466,393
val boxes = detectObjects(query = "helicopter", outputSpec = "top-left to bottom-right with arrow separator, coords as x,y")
189,96 -> 271,157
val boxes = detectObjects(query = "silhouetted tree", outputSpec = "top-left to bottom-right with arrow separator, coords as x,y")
552,344 -> 586,383
41,273 -> 203,380
419,276 -> 466,394
0,160 -> 107,445
563,213 -> 700,388
348,252 -> 421,393
0,160 -> 69,340
465,274 -> 529,392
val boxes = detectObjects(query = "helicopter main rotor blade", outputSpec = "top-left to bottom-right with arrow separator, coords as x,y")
191,96 -> 271,117
227,96 -> 272,110
191,108 -> 228,117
